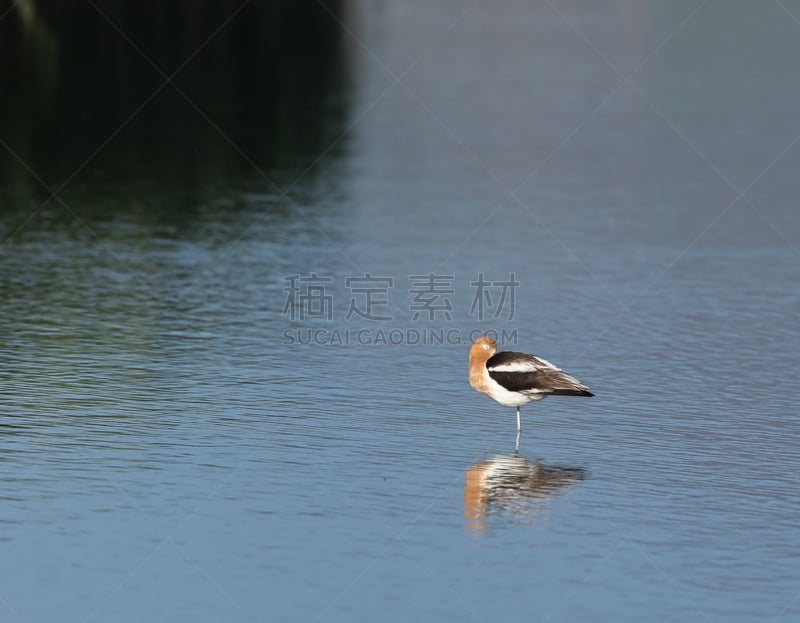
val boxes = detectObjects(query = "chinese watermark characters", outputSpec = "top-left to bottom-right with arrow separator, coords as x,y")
282,272 -> 518,323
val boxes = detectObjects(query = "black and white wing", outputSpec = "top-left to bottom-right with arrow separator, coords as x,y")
486,351 -> 594,397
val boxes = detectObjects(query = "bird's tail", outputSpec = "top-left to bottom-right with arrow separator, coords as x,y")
550,389 -> 594,397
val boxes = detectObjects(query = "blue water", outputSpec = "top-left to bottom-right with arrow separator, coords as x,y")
2,2 -> 800,622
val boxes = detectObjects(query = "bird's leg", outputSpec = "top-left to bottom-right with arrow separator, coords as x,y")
515,429 -> 520,454
516,406 -> 521,432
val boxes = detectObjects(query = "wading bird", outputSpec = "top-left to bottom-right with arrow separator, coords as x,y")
469,335 -> 593,431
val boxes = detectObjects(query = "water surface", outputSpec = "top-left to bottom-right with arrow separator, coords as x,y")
1,2 -> 799,622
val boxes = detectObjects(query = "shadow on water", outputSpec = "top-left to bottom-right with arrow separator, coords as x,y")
463,451 -> 586,533
0,0 -> 349,215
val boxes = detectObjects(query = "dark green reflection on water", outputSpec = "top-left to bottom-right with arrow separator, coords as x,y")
0,0 -> 349,212
0,0 -> 353,380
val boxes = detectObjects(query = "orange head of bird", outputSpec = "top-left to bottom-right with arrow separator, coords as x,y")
469,335 -> 497,362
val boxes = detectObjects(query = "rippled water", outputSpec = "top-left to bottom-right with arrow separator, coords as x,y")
2,2 -> 800,622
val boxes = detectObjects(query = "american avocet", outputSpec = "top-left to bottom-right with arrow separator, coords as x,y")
469,335 -> 593,431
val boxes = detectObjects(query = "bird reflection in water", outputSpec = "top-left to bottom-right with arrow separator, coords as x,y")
463,445 -> 585,532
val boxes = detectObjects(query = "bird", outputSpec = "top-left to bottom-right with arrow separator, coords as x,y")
469,335 -> 593,431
